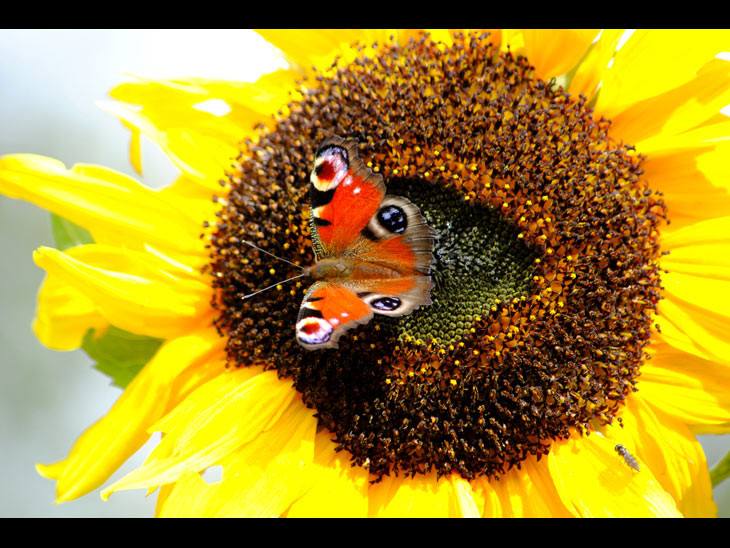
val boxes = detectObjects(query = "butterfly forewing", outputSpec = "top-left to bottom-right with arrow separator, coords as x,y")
309,136 -> 386,257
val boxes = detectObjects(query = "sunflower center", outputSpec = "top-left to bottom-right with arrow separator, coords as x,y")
209,32 -> 666,480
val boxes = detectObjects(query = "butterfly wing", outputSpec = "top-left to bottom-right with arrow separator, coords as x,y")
296,281 -> 374,349
309,136 -> 386,257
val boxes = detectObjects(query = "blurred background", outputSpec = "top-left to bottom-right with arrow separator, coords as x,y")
1,29 -> 729,517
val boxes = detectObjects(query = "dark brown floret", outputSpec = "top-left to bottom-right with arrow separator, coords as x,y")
208,32 -> 666,480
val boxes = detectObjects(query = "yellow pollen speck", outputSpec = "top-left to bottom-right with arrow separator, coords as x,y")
535,258 -> 541,264
491,305 -> 497,312
567,255 -> 573,261
434,149 -> 440,156
414,146 -> 421,152
269,268 -> 276,275
526,200 -> 533,206
530,314 -> 536,321
450,379 -> 457,386
473,350 -> 480,356
454,360 -> 461,366
502,202 -> 509,208
276,284 -> 282,291
518,233 -> 524,238
547,248 -> 554,254
571,273 -> 577,279
504,183 -> 510,189
495,350 -> 501,356
408,371 -> 415,377
386,378 -> 391,384
373,166 -> 380,173
470,328 -> 476,333
424,171 -> 431,177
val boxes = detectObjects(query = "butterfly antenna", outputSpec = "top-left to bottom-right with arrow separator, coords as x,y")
241,239 -> 304,270
242,272 -> 307,301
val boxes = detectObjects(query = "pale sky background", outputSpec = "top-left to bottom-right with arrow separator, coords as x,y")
0,29 -> 728,517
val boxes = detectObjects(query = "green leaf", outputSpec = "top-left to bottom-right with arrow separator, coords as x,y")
82,326 -> 165,389
50,213 -> 93,250
711,450 -> 730,488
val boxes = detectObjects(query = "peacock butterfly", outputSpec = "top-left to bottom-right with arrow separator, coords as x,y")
295,135 -> 436,350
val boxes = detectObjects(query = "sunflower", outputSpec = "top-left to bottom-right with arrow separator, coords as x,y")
1,29 -> 730,518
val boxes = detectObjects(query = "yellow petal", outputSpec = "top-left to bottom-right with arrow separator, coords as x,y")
610,58 -> 730,145
98,100 -> 237,189
449,476 -> 481,517
656,298 -> 730,372
368,472 -> 477,517
596,29 -> 730,120
42,326 -> 223,502
644,145 -> 730,233
102,367 -> 297,498
33,270 -> 108,350
521,29 -> 599,80
155,398 -> 317,517
0,155 -> 206,264
470,476 -> 502,517
490,455 -> 573,517
639,344 -> 730,432
569,29 -> 625,101
105,71 -> 307,183
612,393 -> 717,517
636,117 -> 730,157
547,433 -> 682,517
284,429 -> 369,517
33,245 -> 212,340
655,217 -> 730,366
257,29 -> 394,77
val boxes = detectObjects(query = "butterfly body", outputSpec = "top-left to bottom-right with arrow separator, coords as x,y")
295,136 -> 436,350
